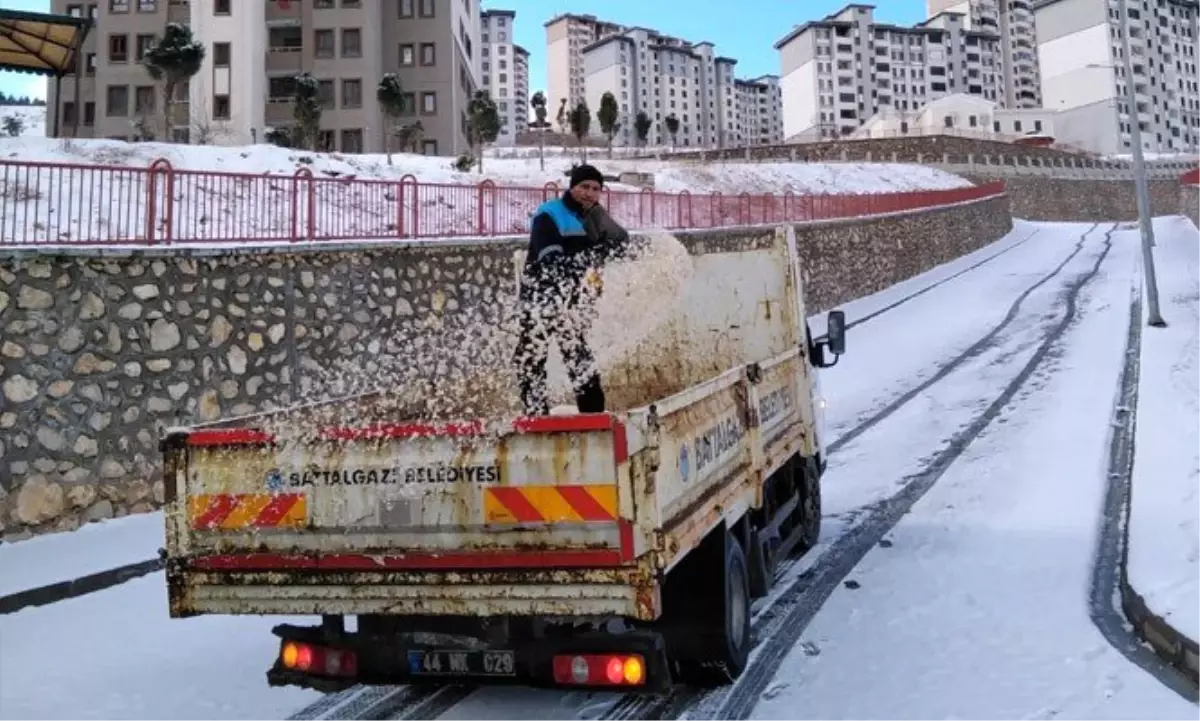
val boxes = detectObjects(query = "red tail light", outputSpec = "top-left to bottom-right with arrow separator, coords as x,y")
280,641 -> 358,678
552,654 -> 646,686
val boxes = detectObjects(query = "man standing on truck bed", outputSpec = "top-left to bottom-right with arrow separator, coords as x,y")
514,164 -> 639,416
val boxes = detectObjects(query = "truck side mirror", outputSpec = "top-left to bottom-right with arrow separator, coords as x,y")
826,310 -> 846,356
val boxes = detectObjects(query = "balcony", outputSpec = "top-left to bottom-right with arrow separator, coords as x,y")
266,48 -> 303,72
266,0 -> 302,24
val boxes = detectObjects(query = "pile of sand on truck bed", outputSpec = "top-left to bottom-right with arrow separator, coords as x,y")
258,232 -> 695,444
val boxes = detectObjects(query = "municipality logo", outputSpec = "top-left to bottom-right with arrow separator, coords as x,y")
265,468 -> 285,492
679,444 -> 691,484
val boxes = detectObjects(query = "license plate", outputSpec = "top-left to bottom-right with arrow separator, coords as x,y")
407,649 -> 516,677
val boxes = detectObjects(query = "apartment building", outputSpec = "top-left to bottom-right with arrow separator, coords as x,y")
580,29 -> 741,148
1035,0 -> 1199,155
479,9 -> 529,146
734,76 -> 785,145
928,0 -> 1042,108
47,0 -> 482,156
776,3 -> 1003,141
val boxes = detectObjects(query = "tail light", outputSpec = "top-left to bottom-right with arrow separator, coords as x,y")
552,654 -> 645,687
280,641 -> 358,678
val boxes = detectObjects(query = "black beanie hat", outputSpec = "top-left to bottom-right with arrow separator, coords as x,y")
569,164 -> 605,189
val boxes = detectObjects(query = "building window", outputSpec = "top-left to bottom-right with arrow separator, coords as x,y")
318,130 -> 335,151
85,53 -> 96,75
171,128 -> 189,143
134,85 -> 155,114
106,85 -> 129,116
268,76 -> 297,100
214,0 -> 230,14
62,102 -> 77,125
137,0 -> 156,11
213,95 -> 231,119
419,0 -> 434,17
318,79 -> 335,108
108,34 -> 128,63
84,102 -> 95,125
399,0 -> 414,17
341,129 -> 364,153
421,91 -> 437,114
314,29 -> 335,58
314,0 -> 334,7
422,139 -> 438,155
342,29 -> 362,58
399,43 -> 415,66
213,42 -> 231,67
342,79 -> 362,108
109,0 -> 129,12
400,92 -> 416,115
66,5 -> 84,18
342,0 -> 362,6
420,43 -> 435,66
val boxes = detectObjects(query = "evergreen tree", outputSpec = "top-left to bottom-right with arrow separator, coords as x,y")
570,101 -> 591,163
141,23 -> 205,143
530,91 -> 548,170
597,91 -> 620,158
377,73 -> 405,165
466,90 -> 501,172
2,114 -> 25,137
292,73 -> 322,151
634,111 -> 652,149
665,113 -> 680,149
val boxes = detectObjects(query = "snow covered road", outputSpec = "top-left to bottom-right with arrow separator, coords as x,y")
2,219 -> 1193,720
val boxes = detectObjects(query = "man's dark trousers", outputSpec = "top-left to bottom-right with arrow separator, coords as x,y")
514,282 -> 606,417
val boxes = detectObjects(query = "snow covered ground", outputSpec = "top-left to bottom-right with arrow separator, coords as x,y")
0,105 -> 46,138
0,136 -> 976,244
0,136 -> 971,195
1126,215 -> 1200,644
747,220 -> 1195,720
1,219 -> 1193,719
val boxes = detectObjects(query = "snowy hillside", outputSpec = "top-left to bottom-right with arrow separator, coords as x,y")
0,135 -> 972,195
0,105 -> 46,138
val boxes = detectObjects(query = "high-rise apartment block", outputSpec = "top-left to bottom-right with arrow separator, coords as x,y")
735,76 -> 785,146
546,13 -> 783,148
48,0 -> 484,156
777,3 -> 1004,141
479,9 -> 529,146
928,0 -> 1042,108
1035,0 -> 1199,154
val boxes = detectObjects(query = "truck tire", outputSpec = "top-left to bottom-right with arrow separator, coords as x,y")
674,531 -> 752,687
795,455 -> 822,553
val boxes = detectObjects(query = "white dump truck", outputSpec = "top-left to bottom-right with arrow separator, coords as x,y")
161,224 -> 847,693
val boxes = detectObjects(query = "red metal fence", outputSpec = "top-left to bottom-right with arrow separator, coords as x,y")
1182,168 -> 1199,186
0,158 -> 1007,246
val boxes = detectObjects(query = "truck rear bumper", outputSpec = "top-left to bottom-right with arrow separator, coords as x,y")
168,567 -> 659,621
266,622 -> 675,694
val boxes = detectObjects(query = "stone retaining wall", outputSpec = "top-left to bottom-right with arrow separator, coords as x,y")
1182,184 -> 1199,228
962,176 -> 1180,223
0,194 -> 1012,540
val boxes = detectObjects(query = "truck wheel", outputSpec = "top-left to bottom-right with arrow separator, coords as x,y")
675,532 -> 752,687
795,456 -> 822,554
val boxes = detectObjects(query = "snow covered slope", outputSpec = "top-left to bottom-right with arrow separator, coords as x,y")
0,136 -> 972,195
1127,216 -> 1200,644
0,105 -> 46,138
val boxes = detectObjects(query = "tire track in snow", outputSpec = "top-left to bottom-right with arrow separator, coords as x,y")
686,224 -> 1118,720
292,223 -> 1097,721
600,223 -> 1108,721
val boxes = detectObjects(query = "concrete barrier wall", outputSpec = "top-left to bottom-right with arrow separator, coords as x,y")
0,193 -> 1011,539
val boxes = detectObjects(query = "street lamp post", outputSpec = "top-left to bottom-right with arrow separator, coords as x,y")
1117,0 -> 1166,327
